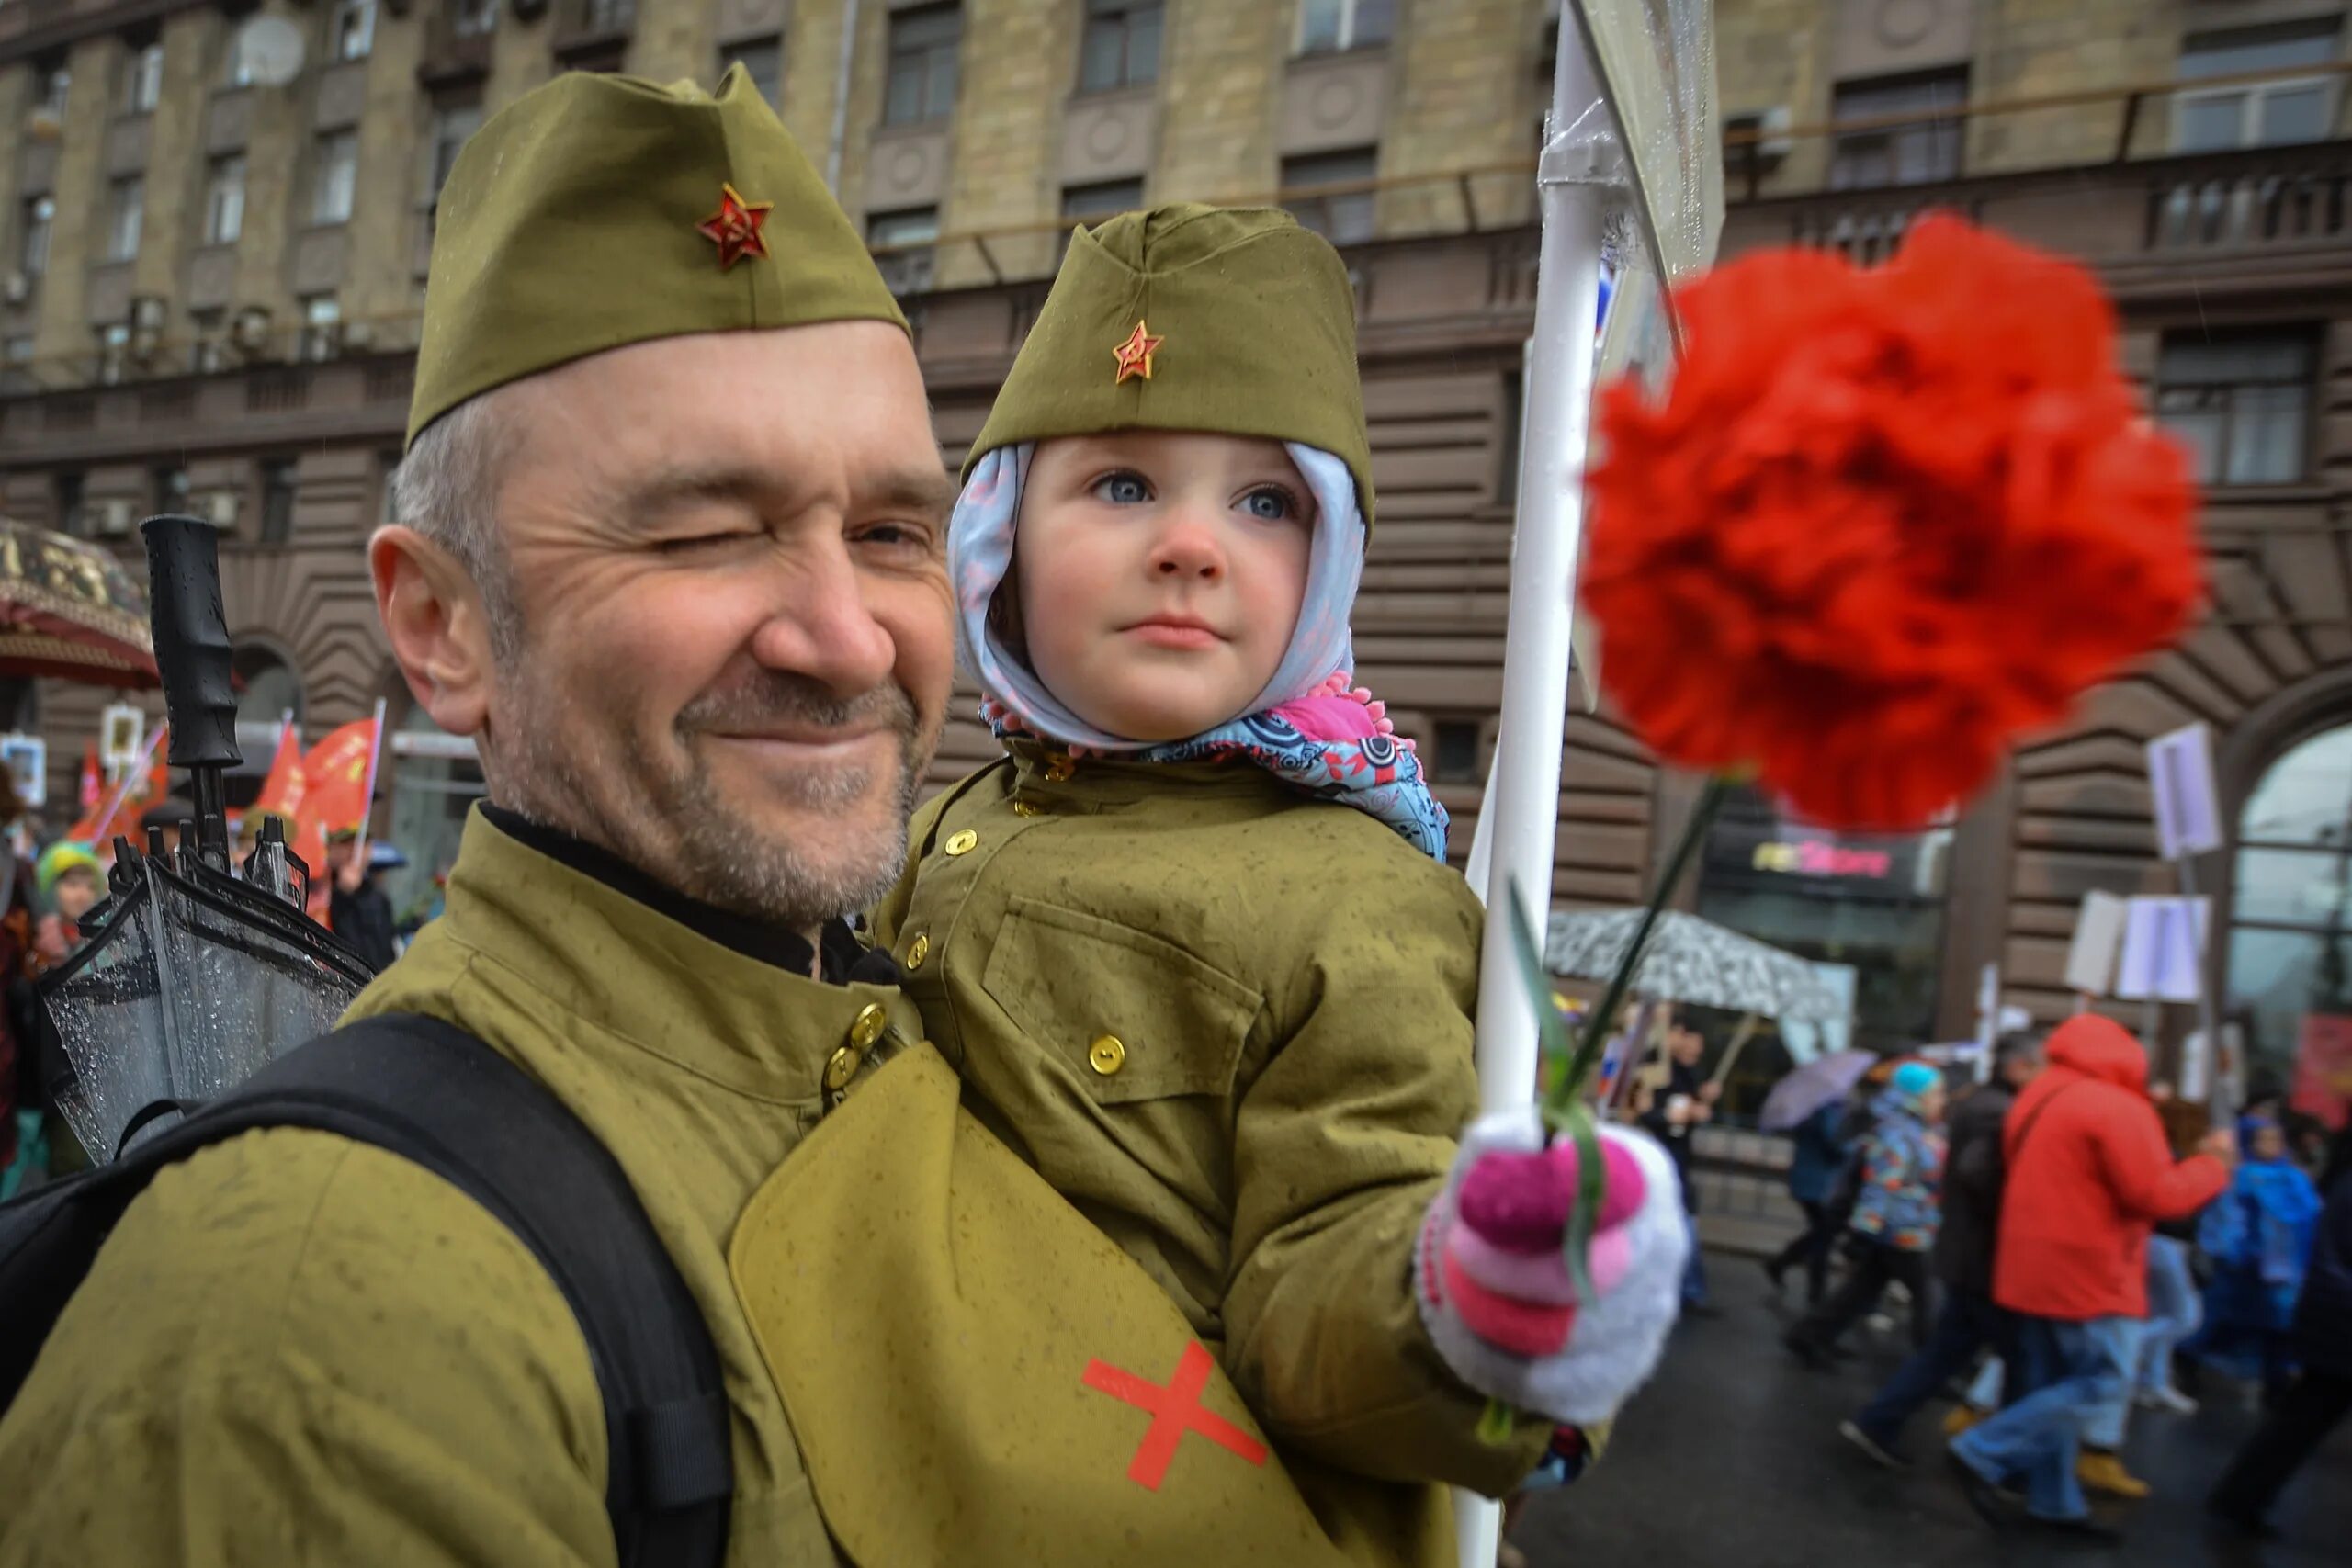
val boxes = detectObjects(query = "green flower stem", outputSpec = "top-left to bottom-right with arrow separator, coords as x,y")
1545,775 -> 1731,1122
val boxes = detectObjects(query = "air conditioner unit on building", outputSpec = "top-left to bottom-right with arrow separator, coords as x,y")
232,306 -> 273,353
2,273 -> 28,306
130,296 -> 167,331
198,490 -> 241,531
341,320 -> 375,351
1756,105 -> 1794,163
92,499 -> 136,537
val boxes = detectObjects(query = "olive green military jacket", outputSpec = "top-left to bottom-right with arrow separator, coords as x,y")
871,745 -> 1552,1495
0,807 -> 920,1567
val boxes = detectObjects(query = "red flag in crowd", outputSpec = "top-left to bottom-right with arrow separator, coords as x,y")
67,727 -> 169,846
252,723 -> 309,822
290,716 -> 381,890
76,745 -> 101,813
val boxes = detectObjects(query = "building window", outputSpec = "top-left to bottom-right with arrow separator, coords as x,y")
1431,718 -> 1483,784
258,458 -> 298,545
427,97 -> 483,209
883,5 -> 962,127
299,294 -> 342,361
96,321 -> 131,385
2227,722 -> 2352,1100
1697,784 -> 1953,1055
55,472 -> 86,537
1282,148 -> 1377,245
1080,0 -> 1161,93
2155,329 -> 2316,488
152,464 -> 190,516
452,0 -> 500,40
105,176 -> 144,263
1827,70 -> 1967,190
1296,0 -> 1394,55
334,0 -> 379,62
2174,19 -> 2344,153
34,59 -> 71,120
120,39 -> 164,116
867,206 -> 938,297
19,195 -> 54,277
1062,177 -> 1143,224
719,37 -> 783,106
203,153 -> 246,245
313,130 -> 359,225
190,308 -> 226,373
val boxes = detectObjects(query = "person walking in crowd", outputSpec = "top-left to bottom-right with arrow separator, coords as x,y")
29,841 -> 101,970
1784,1060 -> 1946,1369
1838,1032 -> 2041,1467
2208,1128 -> 2352,1536
1637,1014 -> 1721,1314
1945,1014 -> 2233,1542
1764,1091 -> 1853,1308
2184,1114 -> 2324,1403
323,829 -> 398,973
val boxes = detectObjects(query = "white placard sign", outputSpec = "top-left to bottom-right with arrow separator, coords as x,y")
2147,722 -> 2222,861
2178,1022 -> 2241,1103
99,702 -> 144,777
2116,896 -> 2209,1003
2064,889 -> 2131,997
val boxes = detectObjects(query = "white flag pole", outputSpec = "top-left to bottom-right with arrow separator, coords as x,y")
1454,21 -> 1612,1568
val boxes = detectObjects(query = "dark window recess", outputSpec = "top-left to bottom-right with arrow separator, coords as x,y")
1282,147 -> 1378,246
720,37 -> 783,105
883,4 -> 962,127
55,472 -> 86,537
867,206 -> 938,297
1827,69 -> 1967,190
152,465 -> 190,515
1061,177 -> 1144,249
1079,0 -> 1161,93
2154,328 -> 2317,487
1432,719 -> 1482,784
258,458 -> 299,545
1496,367 -> 1524,506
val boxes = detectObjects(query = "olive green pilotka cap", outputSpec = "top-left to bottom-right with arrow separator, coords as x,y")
967,202 -> 1376,523
406,64 -> 907,447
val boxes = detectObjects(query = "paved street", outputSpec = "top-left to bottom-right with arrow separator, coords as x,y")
1511,1251 -> 2352,1568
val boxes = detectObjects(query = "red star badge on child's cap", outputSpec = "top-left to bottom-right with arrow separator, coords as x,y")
1112,320 -> 1163,384
696,182 -> 774,271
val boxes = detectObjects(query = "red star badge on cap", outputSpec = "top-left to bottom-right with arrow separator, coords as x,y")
1112,320 -> 1163,385
696,182 -> 774,271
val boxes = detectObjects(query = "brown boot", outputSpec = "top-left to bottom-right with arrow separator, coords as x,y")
2077,1449 -> 2151,1499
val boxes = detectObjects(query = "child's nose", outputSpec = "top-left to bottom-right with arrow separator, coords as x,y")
1150,513 -> 1226,581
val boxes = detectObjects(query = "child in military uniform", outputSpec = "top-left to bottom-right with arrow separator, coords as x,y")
871,203 -> 1687,1509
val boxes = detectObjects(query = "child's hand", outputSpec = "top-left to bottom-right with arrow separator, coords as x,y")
1414,1107 -> 1688,1428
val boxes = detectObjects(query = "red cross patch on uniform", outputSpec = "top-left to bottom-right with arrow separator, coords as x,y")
1081,1342 -> 1269,1491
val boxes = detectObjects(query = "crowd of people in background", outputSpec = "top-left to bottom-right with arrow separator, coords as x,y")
1729,1010 -> 2352,1544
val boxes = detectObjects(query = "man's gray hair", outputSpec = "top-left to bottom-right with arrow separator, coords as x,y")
389,391 -> 524,664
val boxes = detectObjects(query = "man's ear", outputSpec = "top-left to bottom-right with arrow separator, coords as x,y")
370,525 -> 492,739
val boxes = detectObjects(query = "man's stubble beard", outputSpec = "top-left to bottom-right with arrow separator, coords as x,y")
490,651 -> 934,933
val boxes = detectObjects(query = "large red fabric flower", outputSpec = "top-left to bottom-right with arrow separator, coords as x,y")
1582,214 -> 2202,831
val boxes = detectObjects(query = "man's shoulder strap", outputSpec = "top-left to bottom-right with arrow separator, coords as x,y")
3,1014 -> 731,1568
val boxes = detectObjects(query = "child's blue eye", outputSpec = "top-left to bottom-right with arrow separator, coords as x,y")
1091,472 -> 1151,505
1240,487 -> 1295,522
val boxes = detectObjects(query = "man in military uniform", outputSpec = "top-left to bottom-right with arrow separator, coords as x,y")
0,67 -> 953,1563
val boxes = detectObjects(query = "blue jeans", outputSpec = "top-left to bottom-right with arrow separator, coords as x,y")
1951,1314 -> 2136,1521
1852,1284 -> 2011,1449
1680,1207 -> 1710,1305
2136,1236 -> 2200,1394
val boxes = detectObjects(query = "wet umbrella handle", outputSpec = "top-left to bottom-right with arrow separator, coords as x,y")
141,514 -> 241,866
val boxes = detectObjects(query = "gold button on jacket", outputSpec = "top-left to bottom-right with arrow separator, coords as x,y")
871,745 -> 1551,1509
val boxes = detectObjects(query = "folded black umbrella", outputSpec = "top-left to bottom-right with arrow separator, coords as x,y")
39,518 -> 376,1162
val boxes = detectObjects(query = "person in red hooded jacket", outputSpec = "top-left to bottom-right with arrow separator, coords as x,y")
1945,1014 -> 2233,1541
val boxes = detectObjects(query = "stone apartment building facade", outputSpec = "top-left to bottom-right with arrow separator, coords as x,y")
0,0 -> 2345,1092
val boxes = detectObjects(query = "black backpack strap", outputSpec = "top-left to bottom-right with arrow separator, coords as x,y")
125,1013 -> 731,1568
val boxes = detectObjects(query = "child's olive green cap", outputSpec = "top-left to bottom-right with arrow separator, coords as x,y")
967,203 -> 1374,523
407,64 -> 907,447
